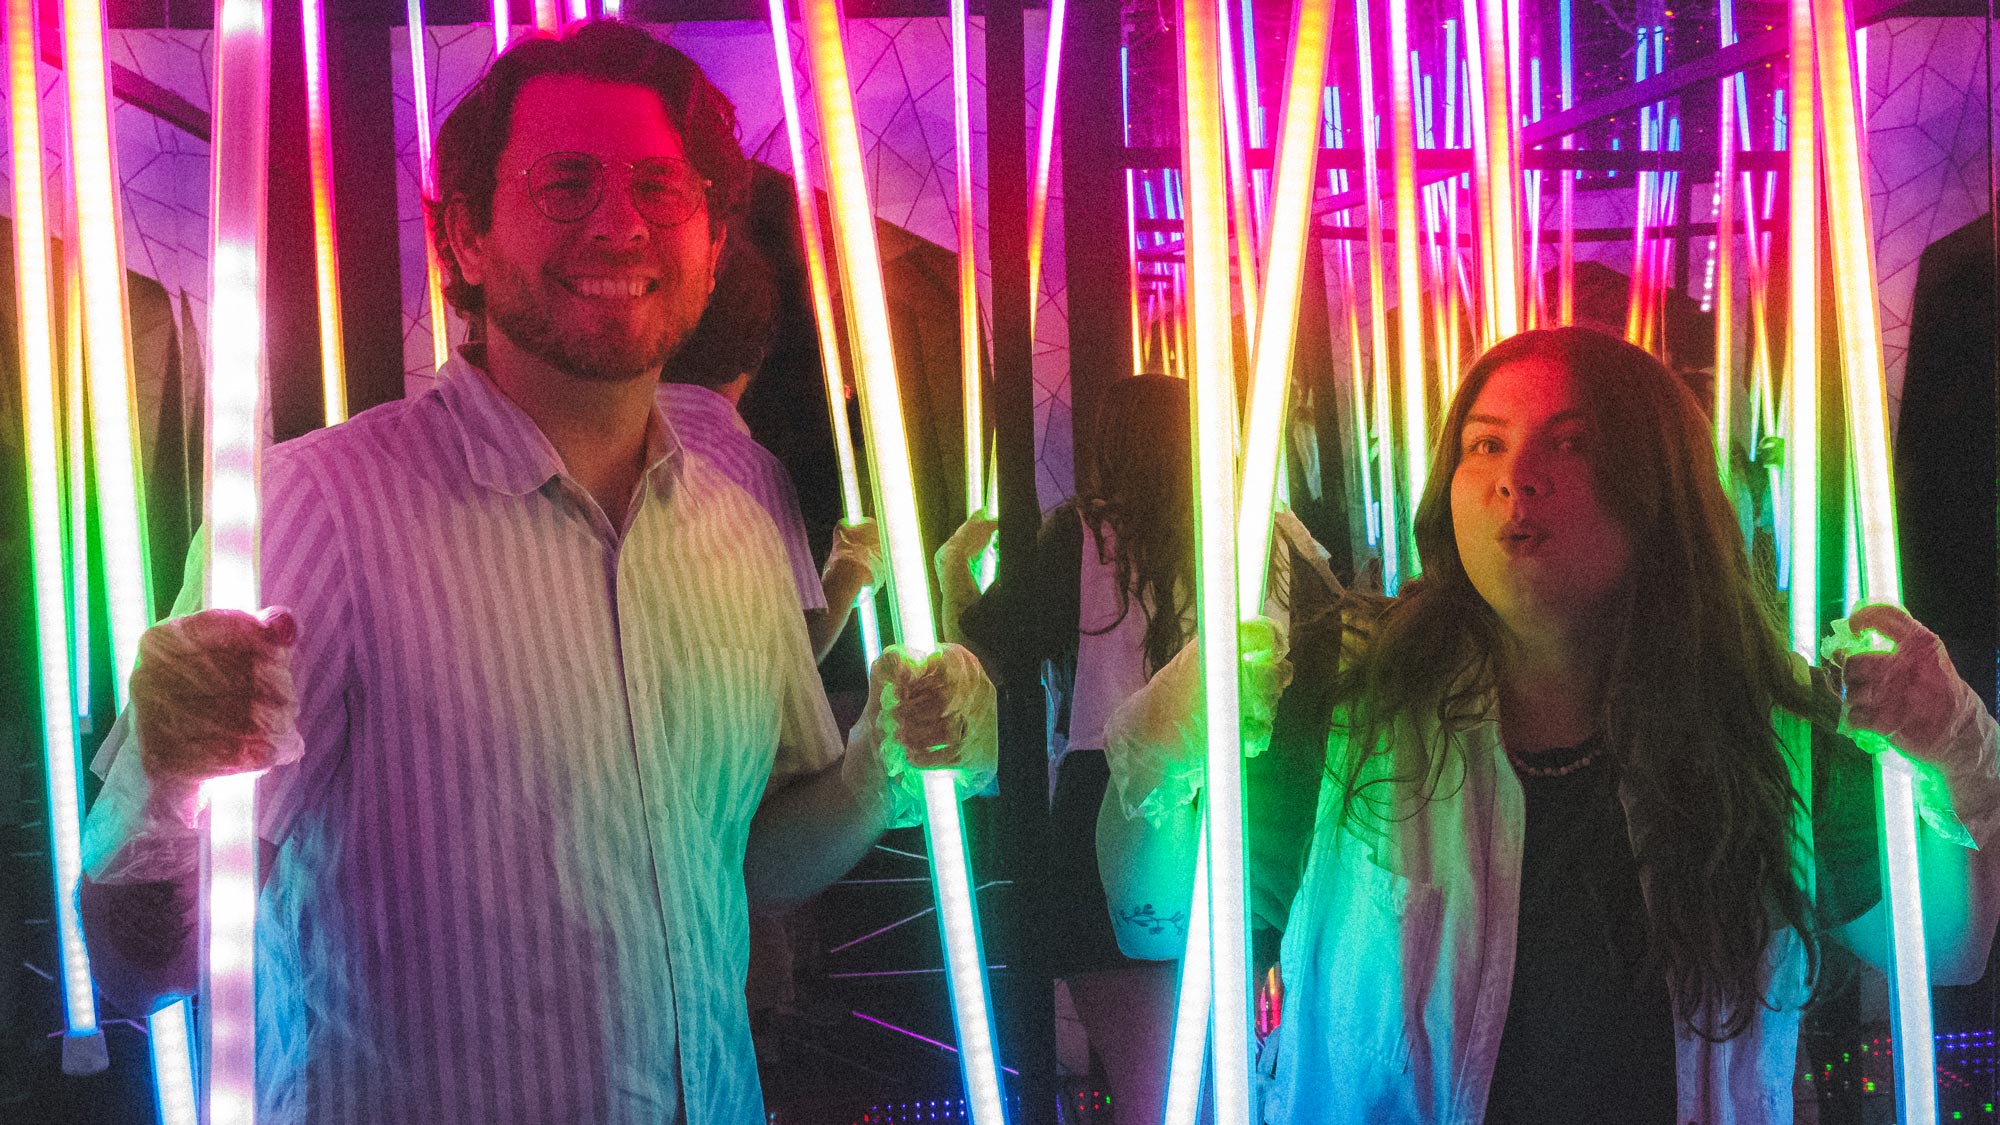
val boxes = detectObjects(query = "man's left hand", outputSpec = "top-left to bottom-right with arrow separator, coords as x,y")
845,644 -> 999,827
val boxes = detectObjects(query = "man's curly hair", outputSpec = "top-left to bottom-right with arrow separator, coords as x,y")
425,19 -> 750,321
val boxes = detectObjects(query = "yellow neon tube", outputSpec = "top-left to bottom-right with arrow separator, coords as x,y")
1813,1 -> 1939,1117
406,0 -> 451,371
766,0 -> 880,654
303,0 -> 347,423
795,5 -> 1008,1122
8,0 -> 107,1072
61,0 -> 155,707
1174,2 -> 1252,1120
1476,0 -> 1522,341
1385,1 -> 1428,551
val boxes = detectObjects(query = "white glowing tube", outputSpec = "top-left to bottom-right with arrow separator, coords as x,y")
491,0 -> 509,55
149,1001 -> 200,1125
1784,0 -> 1818,654
765,0 -> 881,657
1385,0 -> 1429,545
1811,0 -> 1938,1118
1174,2 -> 1250,1121
1475,0 -> 1522,340
204,1 -> 275,1121
1353,0 -> 1402,593
794,5 -> 1007,1122
7,0 -> 107,1074
406,0 -> 451,372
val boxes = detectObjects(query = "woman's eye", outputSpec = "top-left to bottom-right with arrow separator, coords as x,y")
1465,437 -> 1500,456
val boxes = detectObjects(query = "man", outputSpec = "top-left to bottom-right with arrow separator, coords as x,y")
77,22 -> 991,1124
660,240 -> 883,662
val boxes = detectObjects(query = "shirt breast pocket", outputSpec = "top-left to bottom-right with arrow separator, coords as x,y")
1328,847 -> 1446,1074
669,645 -> 781,799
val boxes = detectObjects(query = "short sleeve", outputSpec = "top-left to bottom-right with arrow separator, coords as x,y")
86,455 -> 357,851
958,505 -> 1083,667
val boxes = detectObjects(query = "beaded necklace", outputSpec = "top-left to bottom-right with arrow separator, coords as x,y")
1505,739 -> 1604,778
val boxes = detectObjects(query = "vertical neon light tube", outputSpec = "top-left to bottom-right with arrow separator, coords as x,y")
1784,0 -> 1819,655
1213,0 -> 1260,326
603,0 -> 621,17
767,0 -> 881,658
1476,0 -> 1522,340
1238,0 -> 1270,219
947,0 -> 986,539
1328,88 -> 1381,547
1524,56 -> 1544,330
566,0 -> 587,21
1354,0 -> 1402,593
1026,0 -> 1068,339
406,0 -> 451,372
61,0 -> 154,708
795,6 -> 1007,1122
533,0 -> 558,32
149,1002 -> 200,1125
1385,0 -> 1428,543
491,0 -> 509,55
61,230 -> 91,720
204,2 -> 274,1121
8,0 -> 107,1073
1174,3 -> 1249,1119
1625,27 -> 1654,345
1714,61 -> 1737,491
302,0 -> 347,423
1122,48 -> 1147,375
1812,0 -> 1938,1116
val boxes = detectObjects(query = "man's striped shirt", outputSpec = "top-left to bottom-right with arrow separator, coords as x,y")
90,355 -> 842,1124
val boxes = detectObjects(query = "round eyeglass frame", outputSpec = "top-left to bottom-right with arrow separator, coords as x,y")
518,151 -> 713,230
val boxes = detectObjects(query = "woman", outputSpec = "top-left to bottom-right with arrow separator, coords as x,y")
1099,327 -> 2000,1123
940,374 -> 1261,1125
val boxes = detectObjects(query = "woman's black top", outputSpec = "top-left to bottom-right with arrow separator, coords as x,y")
1484,727 -> 1883,1124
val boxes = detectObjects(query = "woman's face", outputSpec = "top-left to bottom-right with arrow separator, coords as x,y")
1449,357 -> 1634,639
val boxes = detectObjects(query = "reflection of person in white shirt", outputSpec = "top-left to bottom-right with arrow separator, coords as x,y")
658,240 -> 884,663
77,22 -> 992,1125
1100,326 -> 2000,1123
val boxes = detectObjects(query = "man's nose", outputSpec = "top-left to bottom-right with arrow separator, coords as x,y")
587,172 -> 651,244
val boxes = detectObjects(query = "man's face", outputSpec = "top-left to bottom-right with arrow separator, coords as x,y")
453,75 -> 724,382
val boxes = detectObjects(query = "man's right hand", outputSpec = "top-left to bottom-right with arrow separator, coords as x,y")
131,607 -> 303,796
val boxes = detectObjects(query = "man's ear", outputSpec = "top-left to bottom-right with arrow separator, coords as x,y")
705,227 -> 727,295
442,197 -> 486,287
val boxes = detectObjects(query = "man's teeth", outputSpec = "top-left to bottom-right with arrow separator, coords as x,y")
570,278 -> 649,298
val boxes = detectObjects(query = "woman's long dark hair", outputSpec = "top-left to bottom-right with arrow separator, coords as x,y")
1333,327 -> 1820,1040
1078,375 -> 1194,674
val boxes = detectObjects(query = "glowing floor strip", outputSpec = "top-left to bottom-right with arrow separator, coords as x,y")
1811,0 -> 1937,1117
7,0 -> 106,1072
796,4 -> 1006,1121
203,2 -> 275,1120
765,0 -> 881,656
406,0 -> 450,371
61,0 -> 154,708
1174,3 -> 1250,1121
302,0 -> 347,423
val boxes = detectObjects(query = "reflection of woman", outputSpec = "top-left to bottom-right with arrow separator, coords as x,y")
1100,328 -> 2000,1123
936,375 -> 1201,1125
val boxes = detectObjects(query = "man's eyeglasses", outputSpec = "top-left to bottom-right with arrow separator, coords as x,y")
520,151 -> 712,229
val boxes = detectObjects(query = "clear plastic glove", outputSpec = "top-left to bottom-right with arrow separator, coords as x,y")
1822,603 -> 2000,848
1102,617 -> 1294,826
933,512 -> 999,581
826,518 -> 888,589
84,607 -> 302,882
843,643 -> 999,829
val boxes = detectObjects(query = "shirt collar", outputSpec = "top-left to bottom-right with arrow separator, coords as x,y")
659,381 -> 752,436
438,349 -> 685,497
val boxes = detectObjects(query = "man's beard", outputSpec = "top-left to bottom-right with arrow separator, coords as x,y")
483,255 -> 703,383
